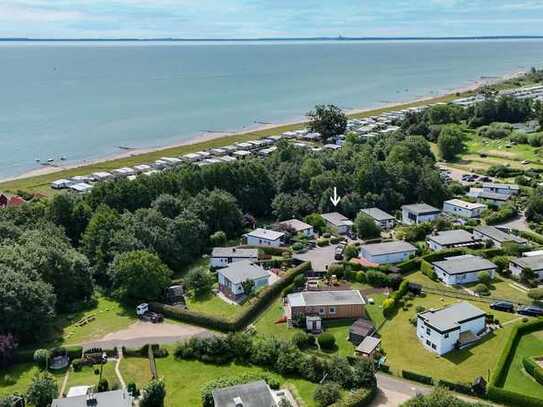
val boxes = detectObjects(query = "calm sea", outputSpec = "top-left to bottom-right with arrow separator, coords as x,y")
1,39 -> 543,179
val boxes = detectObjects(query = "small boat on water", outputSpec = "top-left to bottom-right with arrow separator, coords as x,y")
60,156 -> 66,161
35,158 -> 40,163
47,158 -> 54,163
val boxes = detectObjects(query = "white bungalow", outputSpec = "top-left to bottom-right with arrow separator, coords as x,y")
244,228 -> 285,247
442,199 -> 486,219
401,203 -> 441,225
217,260 -> 270,301
432,254 -> 496,285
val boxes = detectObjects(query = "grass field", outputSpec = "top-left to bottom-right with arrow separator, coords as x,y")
185,292 -> 248,321
379,291 -> 522,383
65,362 -> 119,392
0,90 -> 473,195
253,296 -> 294,341
0,363 -> 43,397
154,351 -> 319,407
119,357 -> 153,387
46,294 -> 136,347
502,331 -> 543,398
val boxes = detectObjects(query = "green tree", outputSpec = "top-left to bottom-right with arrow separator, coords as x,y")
110,250 -> 172,302
437,125 -> 465,161
354,212 -> 381,239
209,231 -> 227,247
0,269 -> 56,341
141,378 -> 166,407
272,192 -> 316,221
307,104 -> 347,142
241,279 -> 255,296
26,373 -> 58,407
344,244 -> 359,260
185,268 -> 215,298
477,270 -> 492,286
304,213 -> 327,234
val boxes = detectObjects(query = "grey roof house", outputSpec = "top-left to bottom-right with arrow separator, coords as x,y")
212,380 -> 276,407
432,254 -> 496,285
360,207 -> 396,229
321,212 -> 354,235
509,254 -> 543,281
401,203 -> 441,225
218,260 -> 270,301
211,247 -> 259,268
426,230 -> 482,251
473,226 -> 528,248
359,240 -> 417,265
51,390 -> 133,407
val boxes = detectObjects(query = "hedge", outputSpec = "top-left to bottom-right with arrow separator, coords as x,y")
241,245 -> 290,257
490,318 -> 543,388
420,260 -> 436,280
330,386 -> 377,407
15,345 -> 83,364
519,230 -> 543,245
436,379 -> 472,395
487,385 -> 543,407
65,345 -> 83,360
523,356 -> 543,385
402,370 -> 433,385
397,258 -> 420,273
152,262 -> 311,332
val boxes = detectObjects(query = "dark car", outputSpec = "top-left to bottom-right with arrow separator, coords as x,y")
334,244 -> 345,260
517,306 -> 543,317
490,301 -> 514,313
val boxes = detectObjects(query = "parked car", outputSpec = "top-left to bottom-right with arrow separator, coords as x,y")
490,301 -> 514,313
517,306 -> 543,317
334,244 -> 345,260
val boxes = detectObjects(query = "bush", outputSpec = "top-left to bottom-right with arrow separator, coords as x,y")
365,270 -> 390,287
330,386 -> 376,407
436,379 -> 473,395
33,349 -> 50,369
382,298 -> 396,318
127,382 -> 140,398
209,231 -> 227,247
26,373 -> 58,407
528,288 -> 543,300
317,239 -> 331,247
523,356 -> 543,385
291,332 -> 315,349
477,270 -> 492,285
318,333 -> 336,351
420,260 -> 436,280
402,370 -> 433,385
97,378 -> 109,392
313,382 -> 342,407
473,283 -> 490,296
292,242 -> 305,252
487,385 -> 543,407
141,378 -> 166,407
72,359 -> 82,372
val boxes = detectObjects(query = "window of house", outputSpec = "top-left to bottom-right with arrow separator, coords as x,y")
319,308 -> 325,315
431,343 -> 436,350
329,307 -> 336,314
426,340 -> 431,346
426,328 -> 431,335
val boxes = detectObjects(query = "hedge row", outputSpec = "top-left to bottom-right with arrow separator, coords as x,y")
519,230 -> 543,245
331,386 -> 377,407
490,318 -> 543,388
436,379 -> 472,395
241,245 -> 290,256
152,262 -> 311,332
487,385 -> 543,407
401,370 -> 433,385
397,257 -> 420,273
523,356 -> 543,386
420,259 -> 436,280
15,345 -> 83,364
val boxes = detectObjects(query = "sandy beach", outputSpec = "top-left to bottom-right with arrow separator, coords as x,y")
0,70 -> 525,185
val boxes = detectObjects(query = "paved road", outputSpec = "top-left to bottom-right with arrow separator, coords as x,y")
371,373 -> 431,406
293,244 -> 339,272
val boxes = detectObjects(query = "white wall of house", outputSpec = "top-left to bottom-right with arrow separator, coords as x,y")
442,202 -> 484,219
218,273 -> 269,295
434,267 -> 494,285
402,209 -> 439,225
211,256 -> 257,268
361,249 -> 416,265
509,263 -> 543,280
417,319 -> 460,355
377,219 -> 395,230
245,235 -> 281,247
301,227 -> 315,238
427,240 -> 445,251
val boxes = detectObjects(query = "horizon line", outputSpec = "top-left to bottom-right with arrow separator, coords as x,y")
1,35 -> 543,42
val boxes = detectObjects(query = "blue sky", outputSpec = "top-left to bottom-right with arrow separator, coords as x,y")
1,0 -> 543,38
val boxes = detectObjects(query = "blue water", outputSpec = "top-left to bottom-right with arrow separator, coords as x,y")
1,39 -> 543,179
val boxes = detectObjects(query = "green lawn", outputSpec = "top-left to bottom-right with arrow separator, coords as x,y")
154,351 -> 319,407
502,331 -> 543,398
253,297 -> 293,341
65,362 -> 120,392
379,292 -> 522,383
47,294 -> 136,347
0,363 -> 43,397
185,291 -> 249,321
365,293 -> 386,328
119,357 -> 153,387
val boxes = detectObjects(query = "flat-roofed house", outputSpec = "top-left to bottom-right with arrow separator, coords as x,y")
482,182 -> 520,196
212,380 -> 276,407
244,228 -> 285,247
51,179 -> 73,189
473,226 -> 528,248
442,199 -> 486,219
359,241 -> 417,264
278,219 -> 314,238
474,190 -> 511,207
51,389 -> 133,407
401,203 -> 441,225
360,207 -> 396,230
321,212 -> 354,235
217,260 -> 270,301
285,290 -> 365,325
210,247 -> 259,268
509,254 -> 543,281
432,254 -> 496,285
426,230 -> 482,251
416,302 -> 486,355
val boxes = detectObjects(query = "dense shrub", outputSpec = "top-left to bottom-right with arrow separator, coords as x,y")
483,205 -> 517,225
330,386 -> 376,407
382,298 -> 396,318
314,382 -> 342,407
365,270 -> 390,287
33,349 -> 50,369
487,385 -> 543,407
523,356 -> 543,385
291,332 -> 315,350
318,333 -> 336,351
420,260 -> 436,280
473,283 -> 490,296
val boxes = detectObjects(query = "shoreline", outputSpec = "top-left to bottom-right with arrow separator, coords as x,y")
0,70 -> 525,189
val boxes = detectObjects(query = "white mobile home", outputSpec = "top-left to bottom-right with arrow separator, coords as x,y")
210,247 -> 259,269
509,254 -> 543,281
426,230 -> 482,251
360,208 -> 395,230
473,226 -> 528,248
278,219 -> 315,238
432,254 -> 496,285
217,260 -> 270,301
321,212 -> 354,235
442,199 -> 486,219
359,241 -> 417,265
244,228 -> 285,247
482,183 -> 520,196
401,203 -> 441,225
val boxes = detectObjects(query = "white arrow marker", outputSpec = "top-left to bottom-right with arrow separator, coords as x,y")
330,187 -> 341,207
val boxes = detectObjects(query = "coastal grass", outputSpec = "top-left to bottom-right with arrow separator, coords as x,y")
0,90 -> 474,195
379,291 -> 522,383
154,349 -> 319,407
502,331 -> 543,398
